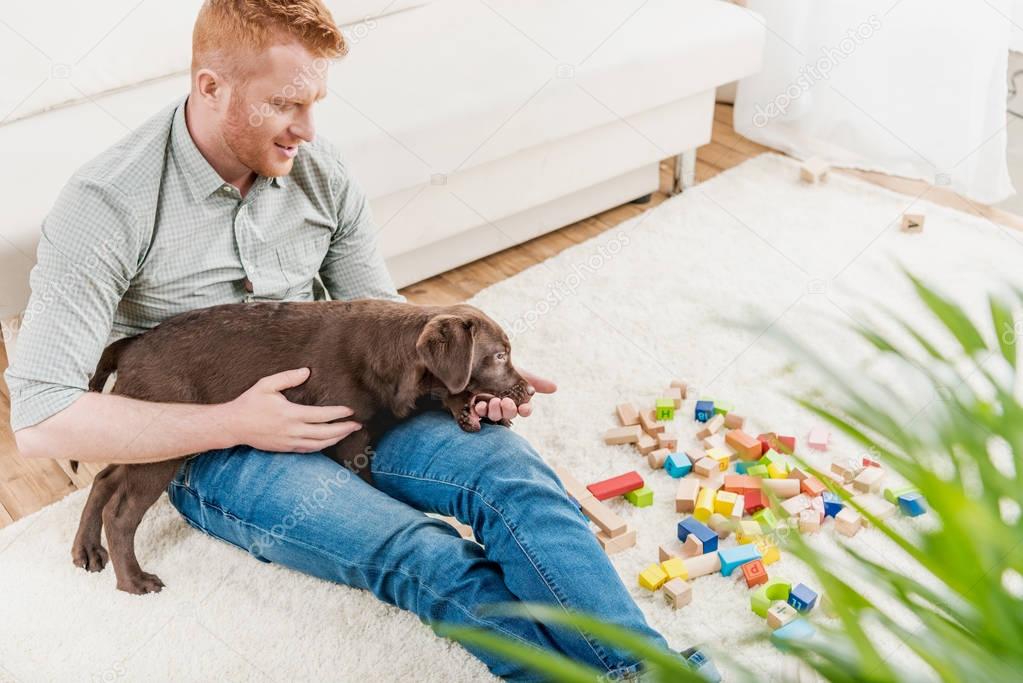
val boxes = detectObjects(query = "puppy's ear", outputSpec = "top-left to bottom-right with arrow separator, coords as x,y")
416,315 -> 477,394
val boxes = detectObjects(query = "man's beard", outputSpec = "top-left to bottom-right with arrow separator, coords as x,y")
222,96 -> 289,179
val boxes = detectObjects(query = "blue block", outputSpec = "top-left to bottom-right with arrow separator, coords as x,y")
770,618 -> 816,651
694,400 -> 715,422
717,544 -> 761,576
787,583 -> 818,612
734,460 -> 751,475
898,492 -> 927,517
664,453 -> 692,478
822,491 -> 844,518
681,647 -> 721,683
677,517 -> 718,553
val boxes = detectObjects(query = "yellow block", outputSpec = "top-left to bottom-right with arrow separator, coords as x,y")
767,462 -> 789,479
694,488 -> 715,522
706,447 -> 732,471
736,520 -> 761,544
714,491 -> 738,515
660,557 -> 688,581
639,563 -> 669,591
756,538 -> 781,565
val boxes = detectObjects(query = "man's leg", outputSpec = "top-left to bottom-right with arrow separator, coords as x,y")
167,447 -> 569,681
371,410 -> 672,676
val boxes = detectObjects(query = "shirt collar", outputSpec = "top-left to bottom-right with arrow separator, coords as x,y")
171,95 -> 287,200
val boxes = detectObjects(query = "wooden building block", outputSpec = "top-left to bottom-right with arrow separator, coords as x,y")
742,559 -> 768,588
681,534 -> 704,557
675,478 -> 700,513
851,493 -> 897,525
799,157 -> 829,183
635,432 -> 658,455
751,579 -> 792,617
735,520 -> 762,544
693,457 -> 718,478
579,497 -> 628,537
714,491 -> 738,515
694,488 -> 715,522
834,506 -> 862,537
762,478 -> 801,499
596,528 -> 637,554
743,489 -> 766,514
659,544 -> 679,562
655,398 -> 675,421
694,400 -> 715,422
767,601 -> 798,630
683,551 -> 721,579
707,513 -> 733,539
616,402 -> 640,426
798,509 -> 821,533
725,429 -> 762,460
800,476 -> 827,498
665,386 -> 684,409
587,471 -> 644,501
718,544 -> 762,576
670,379 -> 688,398
729,494 -> 745,522
639,563 -> 669,591
553,466 -> 591,502
779,493 -> 810,517
657,432 -> 679,451
701,433 -> 726,451
604,425 -> 642,445
625,486 -> 654,507
758,539 -> 781,565
807,426 -> 830,451
661,557 -> 688,581
723,412 -> 746,429
663,578 -> 692,609
706,447 -> 733,472
901,213 -> 925,233
696,414 -> 725,439
853,466 -> 886,493
830,460 -> 859,482
639,409 -> 665,435
647,448 -> 670,469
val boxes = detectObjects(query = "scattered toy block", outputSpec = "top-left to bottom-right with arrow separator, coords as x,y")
694,400 -> 715,422
694,488 -> 715,522
657,432 -> 679,451
658,544 -> 679,562
798,509 -> 821,533
596,528 -> 637,554
681,648 -> 719,681
780,494 -> 811,517
663,578 -> 692,609
553,466 -> 591,502
639,563 -> 669,591
800,476 -> 827,498
604,425 -> 642,445
743,489 -> 766,514
725,429 -> 762,460
753,508 -> 778,530
700,434 -> 725,451
678,517 -> 718,553
751,579 -> 792,617
834,506 -> 862,536
696,414 -> 725,439
665,453 -> 693,478
756,538 -> 781,565
655,398 -> 675,421
587,471 -> 644,501
807,426 -> 830,451
736,520 -> 762,543
661,557 -> 688,581
675,478 -> 700,513
647,448 -> 670,469
747,464 -> 769,478
714,401 -> 733,415
898,492 -> 926,517
884,485 -> 918,504
718,544 -> 761,576
707,513 -> 733,539
670,380 -> 688,398
766,601 -> 798,630
723,412 -> 746,429
665,386 -> 684,409
616,403 -> 640,427
830,461 -> 857,482
762,478 -> 801,499
776,435 -> 796,452
771,618 -> 816,651
787,467 -> 809,481
635,432 -> 658,455
788,583 -> 818,612
863,456 -> 882,468
741,559 -> 768,588
579,497 -> 629,537
714,491 -> 738,515
809,495 -> 825,522
853,466 -> 886,493
851,493 -> 897,525
706,447 -> 733,472
822,491 -> 843,517
767,462 -> 789,479
681,534 -> 704,558
728,494 -> 745,522
693,457 -> 718,478
799,157 -> 829,183
639,409 -> 665,435
901,213 -> 925,233
625,486 -> 654,507
724,474 -> 759,494
683,551 -> 721,578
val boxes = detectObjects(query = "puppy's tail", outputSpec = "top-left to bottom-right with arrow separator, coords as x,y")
73,336 -> 139,474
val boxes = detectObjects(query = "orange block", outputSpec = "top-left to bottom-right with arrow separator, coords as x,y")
741,559 -> 768,588
725,429 -> 762,460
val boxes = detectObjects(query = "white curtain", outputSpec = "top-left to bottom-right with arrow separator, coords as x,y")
734,0 -> 1014,204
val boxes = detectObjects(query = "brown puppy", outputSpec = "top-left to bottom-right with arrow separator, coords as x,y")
71,299 -> 532,594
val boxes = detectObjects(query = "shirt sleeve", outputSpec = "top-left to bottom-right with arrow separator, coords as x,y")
4,176 -> 139,432
318,157 -> 406,303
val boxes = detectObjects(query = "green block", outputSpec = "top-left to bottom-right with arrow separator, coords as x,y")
747,464 -> 769,478
754,508 -> 778,530
751,579 -> 792,617
713,401 -> 733,416
884,485 -> 918,504
625,485 -> 654,507
655,398 -> 675,421
760,449 -> 783,467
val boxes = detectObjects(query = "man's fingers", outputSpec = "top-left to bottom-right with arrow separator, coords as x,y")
487,398 -> 503,422
520,369 -> 557,394
292,403 -> 356,423
517,402 -> 533,418
260,367 -> 311,392
500,397 -> 517,420
298,420 -> 362,441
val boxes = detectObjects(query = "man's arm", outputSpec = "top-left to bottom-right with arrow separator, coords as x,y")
9,178 -> 358,462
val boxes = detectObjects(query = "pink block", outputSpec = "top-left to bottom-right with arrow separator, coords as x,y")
807,426 -> 830,451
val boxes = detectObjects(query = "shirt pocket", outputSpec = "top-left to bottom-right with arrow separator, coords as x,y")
261,226 -> 332,300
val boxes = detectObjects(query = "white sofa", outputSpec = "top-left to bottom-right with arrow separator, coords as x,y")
0,0 -> 764,356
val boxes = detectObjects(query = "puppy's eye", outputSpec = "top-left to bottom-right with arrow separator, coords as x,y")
495,351 -> 507,362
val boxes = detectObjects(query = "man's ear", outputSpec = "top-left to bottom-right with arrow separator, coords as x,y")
416,315 -> 477,394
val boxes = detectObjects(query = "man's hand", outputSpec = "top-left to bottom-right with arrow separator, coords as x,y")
474,369 -> 557,423
217,367 -> 361,453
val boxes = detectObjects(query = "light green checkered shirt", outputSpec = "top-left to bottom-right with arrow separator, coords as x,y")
5,94 -> 404,433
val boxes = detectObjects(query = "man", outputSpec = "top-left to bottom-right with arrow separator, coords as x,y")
7,1 -> 689,679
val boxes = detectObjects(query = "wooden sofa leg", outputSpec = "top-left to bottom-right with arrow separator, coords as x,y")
671,149 -> 697,195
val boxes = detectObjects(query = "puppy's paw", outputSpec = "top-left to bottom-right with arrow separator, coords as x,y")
457,403 -> 482,432
117,571 -> 165,595
72,541 -> 109,573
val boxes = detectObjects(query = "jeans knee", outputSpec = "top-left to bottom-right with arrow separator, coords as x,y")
471,427 -> 564,503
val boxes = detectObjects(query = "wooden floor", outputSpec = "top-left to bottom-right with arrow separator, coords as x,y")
1,103 -> 1020,528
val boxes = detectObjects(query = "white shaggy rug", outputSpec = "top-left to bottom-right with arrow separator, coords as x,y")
1,154 -> 1019,682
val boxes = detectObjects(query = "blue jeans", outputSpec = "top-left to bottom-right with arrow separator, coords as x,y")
167,410 -> 670,680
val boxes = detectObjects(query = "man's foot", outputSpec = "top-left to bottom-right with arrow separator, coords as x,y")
680,647 -> 722,682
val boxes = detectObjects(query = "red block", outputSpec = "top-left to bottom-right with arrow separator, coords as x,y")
862,457 -> 881,468
586,471 -> 643,500
756,432 -> 776,456
776,435 -> 796,453
743,489 -> 766,514
801,476 -> 827,498
742,559 -> 768,588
